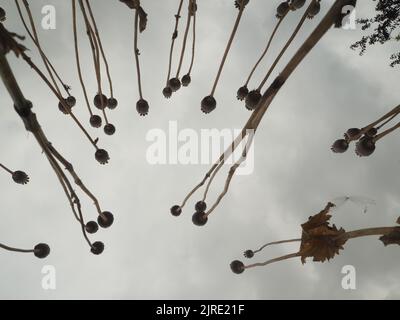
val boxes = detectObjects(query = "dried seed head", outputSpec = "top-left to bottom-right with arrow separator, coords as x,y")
34,243 -> 50,259
195,201 -> 207,213
91,241 -> 104,255
201,96 -> 217,114
192,211 -> 208,226
94,94 -> 108,110
170,205 -> 182,217
366,127 -> 378,138
237,86 -> 249,101
0,7 -> 6,21
12,171 -> 29,185
331,139 -> 349,153
344,128 -> 361,140
245,90 -> 262,110
355,136 -> 376,157
97,211 -> 114,229
168,78 -> 182,92
188,1 -> 197,15
276,1 -> 290,18
90,115 -> 102,128
244,250 -> 254,258
107,98 -> 118,110
85,221 -> 99,234
181,74 -> 191,87
230,260 -> 245,274
136,99 -> 149,116
66,96 -> 76,108
290,0 -> 306,10
397,216 -> 400,224
58,99 -> 71,114
95,149 -> 110,165
104,123 -> 116,136
307,0 -> 321,19
163,86 -> 173,99
234,0 -> 249,10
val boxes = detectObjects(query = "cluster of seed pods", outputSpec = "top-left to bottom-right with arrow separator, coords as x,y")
72,0 -> 117,134
0,5 -> 114,257
163,0 -> 197,99
331,104 -> 400,157
237,0 -> 321,111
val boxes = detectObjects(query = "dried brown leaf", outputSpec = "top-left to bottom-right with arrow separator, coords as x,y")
0,23 -> 27,57
380,228 -> 400,246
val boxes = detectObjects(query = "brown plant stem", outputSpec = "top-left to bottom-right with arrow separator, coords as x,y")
175,4 -> 192,78
210,5 -> 246,96
166,0 -> 184,85
134,9 -> 143,99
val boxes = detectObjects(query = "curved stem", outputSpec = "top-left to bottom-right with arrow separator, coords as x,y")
245,252 -> 300,269
187,2 -> 196,75
0,162 -> 13,174
210,7 -> 245,96
245,13 -> 287,86
0,243 -> 33,253
85,0 -> 114,97
175,6 -> 192,78
257,2 -> 312,91
134,9 -> 143,99
72,0 -> 93,116
166,0 -> 184,84
254,238 -> 301,254
374,120 -> 400,142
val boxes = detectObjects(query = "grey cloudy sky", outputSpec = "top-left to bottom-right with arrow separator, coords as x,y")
0,0 -> 399,299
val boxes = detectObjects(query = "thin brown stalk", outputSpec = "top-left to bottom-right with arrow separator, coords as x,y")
166,0 -> 184,85
175,5 -> 192,78
134,9 -> 143,99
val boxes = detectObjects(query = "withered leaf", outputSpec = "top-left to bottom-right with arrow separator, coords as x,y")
138,6 -> 148,33
119,0 -> 140,10
299,202 -> 347,264
380,228 -> 400,246
0,23 -> 27,57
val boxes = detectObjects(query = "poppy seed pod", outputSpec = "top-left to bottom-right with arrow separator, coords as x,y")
366,127 -> 378,138
34,243 -> 50,259
195,201 -> 207,213
331,139 -> 349,153
91,241 -> 104,255
93,94 -> 108,110
344,128 -> 361,140
291,0 -> 306,10
192,211 -> 208,226
244,250 -> 254,258
201,96 -> 217,114
12,171 -> 29,185
136,99 -> 149,116
66,96 -> 76,108
90,115 -> 102,128
85,221 -> 99,234
98,211 -> 114,229
181,74 -> 191,87
355,136 -> 376,157
104,123 -> 116,136
234,0 -> 249,10
107,98 -> 118,110
236,86 -> 249,101
58,99 -> 71,114
307,1 -> 321,19
170,205 -> 182,217
163,86 -> 173,99
230,260 -> 245,274
276,1 -> 290,18
168,78 -> 181,92
95,149 -> 110,165
245,90 -> 262,110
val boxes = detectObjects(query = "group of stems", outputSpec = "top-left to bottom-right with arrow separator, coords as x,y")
177,0 -> 331,220
15,0 -> 100,150
241,226 -> 399,271
0,47 -> 105,250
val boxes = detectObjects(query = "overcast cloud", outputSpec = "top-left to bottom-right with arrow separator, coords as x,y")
0,0 -> 399,299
